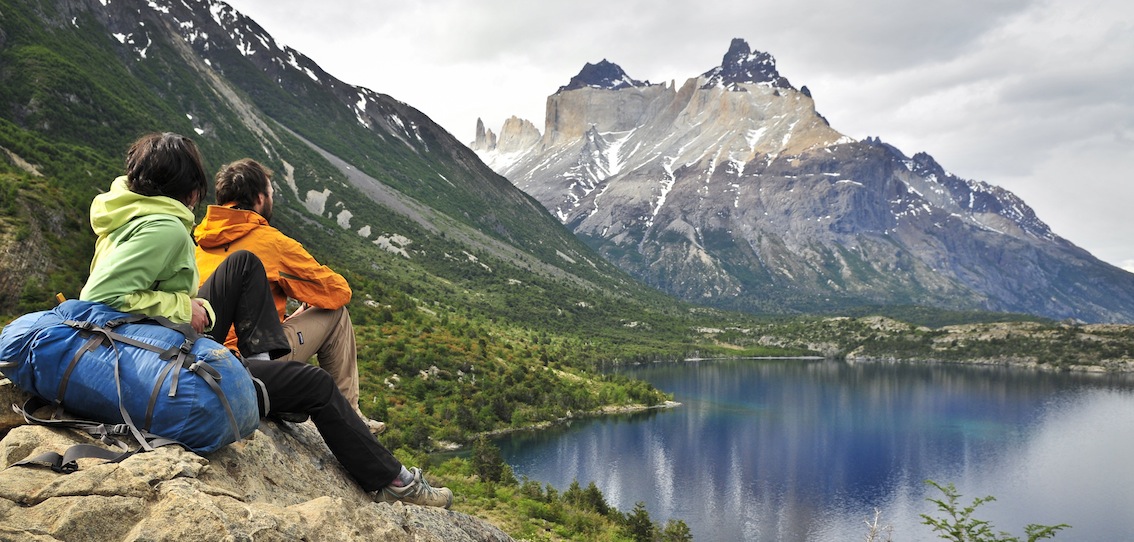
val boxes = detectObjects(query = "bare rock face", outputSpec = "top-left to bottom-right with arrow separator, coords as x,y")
495,116 -> 542,154
0,401 -> 513,542
0,381 -> 30,432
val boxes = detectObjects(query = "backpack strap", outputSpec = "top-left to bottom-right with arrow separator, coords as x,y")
61,319 -> 243,444
57,322 -> 180,452
56,333 -> 105,407
184,358 -> 242,443
11,444 -> 137,474
252,375 -> 271,417
6,396 -> 184,474
9,397 -> 184,453
102,313 -> 200,342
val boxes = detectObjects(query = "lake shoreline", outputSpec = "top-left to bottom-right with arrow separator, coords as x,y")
620,354 -> 1134,374
440,400 -> 684,450
845,355 -> 1134,373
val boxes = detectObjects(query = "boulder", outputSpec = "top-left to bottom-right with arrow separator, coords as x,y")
0,410 -> 512,542
0,379 -> 30,432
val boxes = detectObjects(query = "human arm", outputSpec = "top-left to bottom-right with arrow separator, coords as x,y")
82,217 -> 215,328
273,234 -> 352,309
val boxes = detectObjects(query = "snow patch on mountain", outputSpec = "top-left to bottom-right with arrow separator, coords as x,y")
649,158 -> 677,227
304,188 -> 330,216
602,130 -> 634,177
374,234 -> 412,259
336,209 -> 352,229
354,93 -> 371,127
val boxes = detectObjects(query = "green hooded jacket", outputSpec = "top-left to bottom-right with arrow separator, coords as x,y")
79,176 -> 214,327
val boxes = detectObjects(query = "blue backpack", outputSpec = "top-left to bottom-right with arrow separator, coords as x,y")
0,300 -> 263,458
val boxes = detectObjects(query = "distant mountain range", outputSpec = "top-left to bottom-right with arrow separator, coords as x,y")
472,38 -> 1134,323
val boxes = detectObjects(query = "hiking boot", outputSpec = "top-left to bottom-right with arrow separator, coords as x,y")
354,410 -> 387,435
372,468 -> 453,509
362,417 -> 387,435
271,411 -> 310,424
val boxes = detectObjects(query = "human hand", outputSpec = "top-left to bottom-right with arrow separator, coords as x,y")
287,302 -> 309,320
191,298 -> 209,333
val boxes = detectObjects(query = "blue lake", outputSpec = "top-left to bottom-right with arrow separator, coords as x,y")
494,359 -> 1134,541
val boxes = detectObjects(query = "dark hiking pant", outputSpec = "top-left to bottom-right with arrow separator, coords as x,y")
198,250 -> 402,491
244,357 -> 402,491
198,250 -> 291,359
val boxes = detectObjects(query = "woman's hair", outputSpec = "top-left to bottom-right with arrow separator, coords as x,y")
125,132 -> 208,207
214,158 -> 272,210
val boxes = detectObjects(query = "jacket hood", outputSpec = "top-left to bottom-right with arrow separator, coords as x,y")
90,177 -> 196,237
194,204 -> 268,249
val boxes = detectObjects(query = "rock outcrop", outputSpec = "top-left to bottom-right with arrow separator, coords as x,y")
0,381 -> 512,542
557,59 -> 647,92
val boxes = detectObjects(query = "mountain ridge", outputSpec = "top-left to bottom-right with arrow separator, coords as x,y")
472,38 -> 1134,323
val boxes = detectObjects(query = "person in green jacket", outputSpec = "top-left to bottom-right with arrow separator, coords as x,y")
79,132 -> 452,508
81,147 -> 214,329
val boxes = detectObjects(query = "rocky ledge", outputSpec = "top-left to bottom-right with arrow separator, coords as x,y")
0,381 -> 513,542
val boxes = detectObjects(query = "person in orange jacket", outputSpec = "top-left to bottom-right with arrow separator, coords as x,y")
195,158 -> 384,435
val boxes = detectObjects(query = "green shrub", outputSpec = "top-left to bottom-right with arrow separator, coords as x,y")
920,480 -> 1069,542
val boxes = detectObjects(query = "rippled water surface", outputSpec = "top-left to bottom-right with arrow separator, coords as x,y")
495,360 -> 1134,541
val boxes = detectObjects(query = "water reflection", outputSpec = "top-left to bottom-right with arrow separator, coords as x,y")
496,360 -> 1134,541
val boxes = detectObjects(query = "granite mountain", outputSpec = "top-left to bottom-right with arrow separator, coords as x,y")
472,38 -> 1134,323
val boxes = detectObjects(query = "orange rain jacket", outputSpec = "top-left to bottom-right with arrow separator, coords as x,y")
194,204 -> 351,346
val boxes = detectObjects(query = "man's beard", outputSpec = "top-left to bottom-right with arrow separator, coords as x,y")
260,199 -> 273,222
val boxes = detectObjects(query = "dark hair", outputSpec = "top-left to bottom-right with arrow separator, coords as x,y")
214,158 -> 272,209
125,132 -> 207,207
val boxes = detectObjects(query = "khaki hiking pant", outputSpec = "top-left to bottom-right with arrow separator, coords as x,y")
281,306 -> 361,414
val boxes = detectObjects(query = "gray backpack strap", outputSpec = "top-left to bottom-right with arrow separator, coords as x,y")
11,444 -> 137,474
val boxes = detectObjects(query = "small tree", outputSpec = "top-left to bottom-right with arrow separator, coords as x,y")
624,501 -> 656,542
660,519 -> 693,542
920,480 -> 1069,542
582,481 -> 612,516
471,436 -> 508,484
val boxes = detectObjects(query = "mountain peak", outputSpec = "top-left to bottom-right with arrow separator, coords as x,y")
558,59 -> 647,92
701,38 -> 792,90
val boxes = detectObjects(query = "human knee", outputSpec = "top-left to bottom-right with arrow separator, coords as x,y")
223,249 -> 266,274
297,362 -> 337,395
336,306 -> 353,327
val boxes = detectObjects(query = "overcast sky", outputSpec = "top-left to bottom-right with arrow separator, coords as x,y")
223,0 -> 1134,272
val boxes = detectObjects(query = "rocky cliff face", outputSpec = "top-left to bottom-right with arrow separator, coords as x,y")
472,39 -> 1134,323
0,382 -> 512,542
